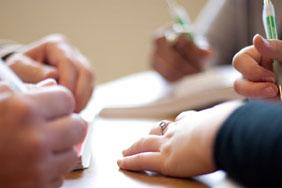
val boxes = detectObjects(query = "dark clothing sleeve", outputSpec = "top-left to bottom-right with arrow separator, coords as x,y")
214,101 -> 282,187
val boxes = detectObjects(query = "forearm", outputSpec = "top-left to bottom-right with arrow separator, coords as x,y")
214,101 -> 282,187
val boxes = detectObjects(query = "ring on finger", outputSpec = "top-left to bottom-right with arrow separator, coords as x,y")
159,120 -> 170,135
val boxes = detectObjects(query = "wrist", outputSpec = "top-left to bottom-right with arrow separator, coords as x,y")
194,101 -> 244,171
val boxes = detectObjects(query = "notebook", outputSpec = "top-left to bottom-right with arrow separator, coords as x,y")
97,66 -> 244,119
72,94 -> 97,171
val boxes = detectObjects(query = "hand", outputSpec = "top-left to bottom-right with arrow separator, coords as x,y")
118,101 -> 242,177
0,84 -> 87,188
151,27 -> 213,82
6,34 -> 95,112
233,34 -> 281,100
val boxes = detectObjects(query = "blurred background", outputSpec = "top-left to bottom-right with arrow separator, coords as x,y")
0,0 -> 207,84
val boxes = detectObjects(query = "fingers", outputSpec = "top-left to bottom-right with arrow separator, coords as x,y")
152,37 -> 197,81
174,34 -> 212,69
234,79 -> 278,98
152,34 -> 209,82
26,86 -> 75,120
6,54 -> 58,83
0,82 -> 13,93
254,34 -> 282,63
23,34 -> 94,112
50,149 -> 78,178
152,53 -> 185,82
46,114 -> 87,152
73,64 -> 95,112
118,152 -> 163,172
149,120 -> 172,136
49,178 -> 64,188
233,47 -> 276,82
40,36 -> 93,112
122,135 -> 162,157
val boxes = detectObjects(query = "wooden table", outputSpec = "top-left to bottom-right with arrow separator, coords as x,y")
62,118 -> 218,188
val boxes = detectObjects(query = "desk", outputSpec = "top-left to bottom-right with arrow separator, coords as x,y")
63,72 -> 240,188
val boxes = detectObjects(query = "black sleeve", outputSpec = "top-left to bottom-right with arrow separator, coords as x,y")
214,101 -> 282,187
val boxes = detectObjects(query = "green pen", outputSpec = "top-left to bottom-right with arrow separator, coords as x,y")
165,0 -> 194,41
263,0 -> 282,101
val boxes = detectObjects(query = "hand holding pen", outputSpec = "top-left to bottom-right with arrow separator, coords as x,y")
151,0 -> 213,82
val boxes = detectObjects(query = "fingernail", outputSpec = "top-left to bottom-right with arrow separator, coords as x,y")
260,36 -> 271,48
263,87 -> 277,96
117,159 -> 123,167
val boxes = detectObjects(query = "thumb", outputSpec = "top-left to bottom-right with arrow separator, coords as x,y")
6,54 -> 58,83
253,34 -> 282,62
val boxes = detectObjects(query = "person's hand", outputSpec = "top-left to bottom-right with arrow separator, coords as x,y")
118,101 -> 242,177
6,34 -> 95,112
233,34 -> 281,100
0,83 -> 87,188
151,27 -> 213,82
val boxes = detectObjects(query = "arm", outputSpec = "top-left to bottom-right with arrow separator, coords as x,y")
195,0 -> 246,65
214,101 -> 282,187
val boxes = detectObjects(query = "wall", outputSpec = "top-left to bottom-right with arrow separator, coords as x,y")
0,0 -> 207,83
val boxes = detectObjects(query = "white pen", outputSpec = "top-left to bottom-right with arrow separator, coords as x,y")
0,59 -> 27,92
165,0 -> 194,40
263,0 -> 282,101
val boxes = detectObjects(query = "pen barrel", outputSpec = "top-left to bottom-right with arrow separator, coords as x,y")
263,2 -> 282,88
170,4 -> 194,40
265,15 -> 278,39
273,60 -> 282,83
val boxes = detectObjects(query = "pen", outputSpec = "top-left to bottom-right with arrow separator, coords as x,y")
263,0 -> 282,101
0,59 -> 27,92
165,0 -> 194,40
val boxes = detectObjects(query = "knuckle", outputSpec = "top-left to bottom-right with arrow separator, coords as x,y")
160,142 -> 172,158
29,161 -> 47,187
81,66 -> 95,81
32,171 -> 47,188
233,80 -> 243,95
160,156 -> 171,176
137,137 -> 147,150
232,53 -> 243,71
70,114 -> 87,139
53,178 -> 64,188
55,86 -> 75,110
8,94 -> 35,120
28,131 -> 48,158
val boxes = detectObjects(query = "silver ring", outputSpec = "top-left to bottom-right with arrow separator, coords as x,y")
159,121 -> 170,135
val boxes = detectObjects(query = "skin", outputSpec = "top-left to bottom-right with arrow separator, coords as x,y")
233,34 -> 281,100
0,81 -> 87,188
5,34 -> 95,112
151,27 -> 213,82
118,101 -> 242,177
